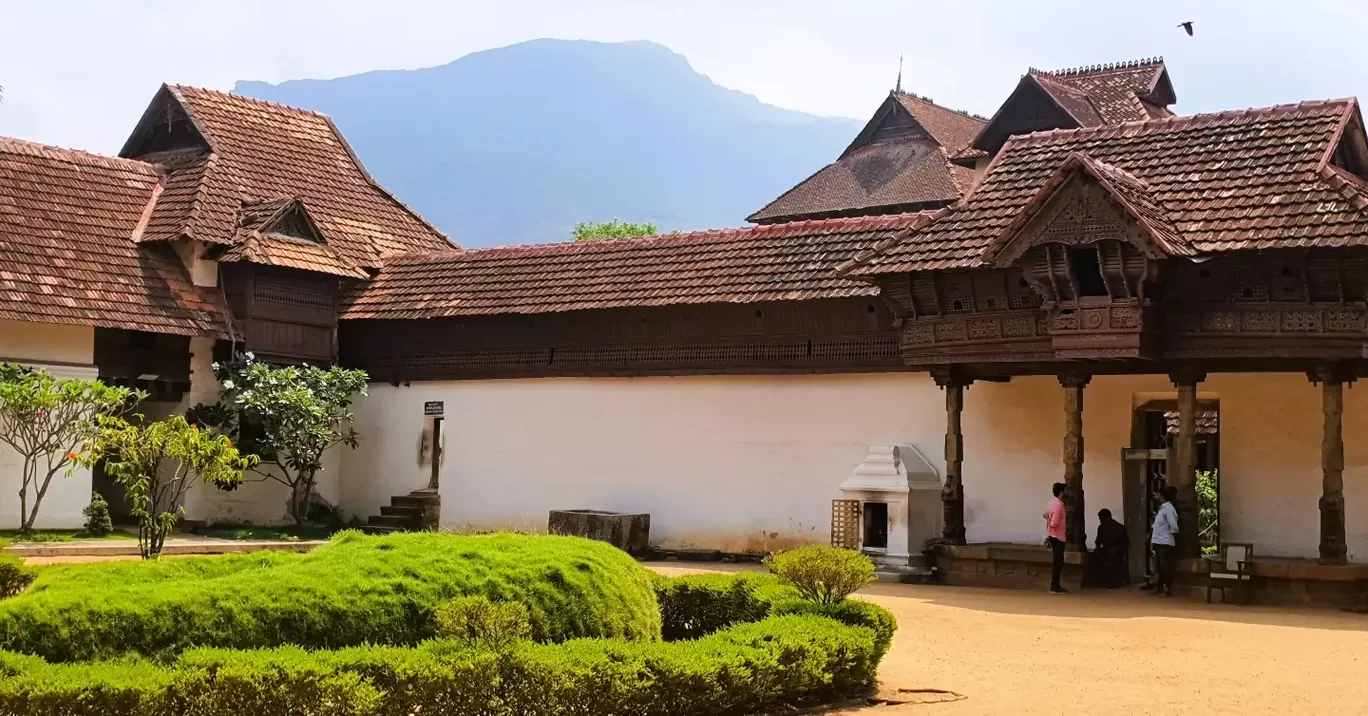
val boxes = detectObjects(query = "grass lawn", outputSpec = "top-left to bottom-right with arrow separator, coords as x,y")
0,529 -> 135,543
195,524 -> 338,541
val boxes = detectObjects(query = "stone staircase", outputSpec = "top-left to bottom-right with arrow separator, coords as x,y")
364,487 -> 440,534
873,554 -> 936,584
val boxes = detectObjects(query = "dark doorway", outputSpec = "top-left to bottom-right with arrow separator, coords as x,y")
428,417 -> 444,490
91,460 -> 136,525
862,502 -> 889,549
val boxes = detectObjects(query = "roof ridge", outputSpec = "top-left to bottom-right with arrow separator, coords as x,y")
1005,98 -> 1358,147
386,213 -> 937,264
1029,57 -> 1164,78
169,84 -> 332,119
0,135 -> 159,174
892,90 -> 988,122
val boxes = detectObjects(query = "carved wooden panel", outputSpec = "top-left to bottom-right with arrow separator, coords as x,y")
831,500 -> 862,550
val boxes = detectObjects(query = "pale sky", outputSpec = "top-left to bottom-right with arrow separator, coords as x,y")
2,0 -> 1367,154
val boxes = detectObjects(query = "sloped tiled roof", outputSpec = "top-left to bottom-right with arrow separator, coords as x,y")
139,148 -> 239,246
142,86 -> 453,267
844,99 -> 1367,275
342,214 -> 934,319
1028,58 -> 1171,125
891,93 -> 987,155
749,93 -> 984,223
217,234 -> 368,280
0,138 -> 228,337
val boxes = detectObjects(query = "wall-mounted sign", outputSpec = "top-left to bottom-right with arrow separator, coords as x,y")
424,401 -> 445,417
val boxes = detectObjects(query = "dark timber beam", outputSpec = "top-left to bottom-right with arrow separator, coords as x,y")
1059,372 -> 1090,551
1168,367 -> 1206,559
1311,364 -> 1355,565
934,369 -> 971,545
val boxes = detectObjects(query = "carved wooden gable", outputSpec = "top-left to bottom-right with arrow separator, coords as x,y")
993,176 -> 1156,267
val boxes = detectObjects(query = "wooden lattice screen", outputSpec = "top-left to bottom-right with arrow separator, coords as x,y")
830,499 -> 862,550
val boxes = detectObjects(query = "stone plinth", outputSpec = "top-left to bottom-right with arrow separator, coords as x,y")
548,510 -> 650,556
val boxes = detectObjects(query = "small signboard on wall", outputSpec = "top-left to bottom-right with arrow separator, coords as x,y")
424,401 -> 444,417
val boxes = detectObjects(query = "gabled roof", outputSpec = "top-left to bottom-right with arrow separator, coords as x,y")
342,213 -> 934,320
749,92 -> 984,223
986,152 -> 1191,265
842,99 -> 1368,276
970,58 -> 1175,155
213,197 -> 369,279
0,137 -> 228,337
123,85 -> 454,267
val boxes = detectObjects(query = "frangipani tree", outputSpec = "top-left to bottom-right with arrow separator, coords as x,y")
189,353 -> 367,524
0,364 -> 137,533
85,415 -> 255,559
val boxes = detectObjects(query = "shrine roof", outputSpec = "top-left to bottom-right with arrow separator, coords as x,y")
842,99 -> 1368,276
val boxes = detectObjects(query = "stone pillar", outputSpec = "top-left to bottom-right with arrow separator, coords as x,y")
934,372 -> 969,545
1169,369 -> 1205,559
1311,366 -> 1353,565
1059,373 -> 1090,551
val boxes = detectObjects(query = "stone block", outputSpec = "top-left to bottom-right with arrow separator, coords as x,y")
548,510 -> 650,556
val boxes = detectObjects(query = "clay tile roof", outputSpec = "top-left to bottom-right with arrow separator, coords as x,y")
0,137 -> 228,337
891,92 -> 988,153
139,149 -> 239,245
217,234 -> 369,280
842,99 -> 1364,276
342,213 -> 935,320
165,85 -> 454,266
1028,58 -> 1169,125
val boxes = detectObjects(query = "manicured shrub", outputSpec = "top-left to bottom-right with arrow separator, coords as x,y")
655,572 -> 789,640
0,555 -> 33,599
764,545 -> 876,604
0,532 -> 660,662
772,597 -> 898,658
81,492 -> 114,536
0,614 -> 880,716
434,596 -> 532,647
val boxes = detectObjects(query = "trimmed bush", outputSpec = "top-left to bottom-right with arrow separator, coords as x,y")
434,596 -> 532,647
0,555 -> 32,599
0,532 -> 660,662
81,493 -> 113,536
764,545 -> 876,604
0,615 -> 878,716
772,597 -> 898,658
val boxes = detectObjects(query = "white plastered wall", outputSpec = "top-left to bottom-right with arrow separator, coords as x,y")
0,319 -> 98,529
341,372 -> 1366,560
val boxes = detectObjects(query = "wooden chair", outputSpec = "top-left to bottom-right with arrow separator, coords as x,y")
1206,543 -> 1254,604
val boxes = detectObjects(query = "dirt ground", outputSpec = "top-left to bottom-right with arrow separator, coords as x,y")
651,565 -> 1368,716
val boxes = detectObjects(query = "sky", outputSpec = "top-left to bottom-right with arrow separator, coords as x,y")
2,0 -> 1367,153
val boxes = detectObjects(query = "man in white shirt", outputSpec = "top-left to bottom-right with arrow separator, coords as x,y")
1150,485 -> 1179,597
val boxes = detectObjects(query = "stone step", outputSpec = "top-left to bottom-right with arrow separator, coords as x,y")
381,505 -> 425,518
368,514 -> 420,529
391,494 -> 439,509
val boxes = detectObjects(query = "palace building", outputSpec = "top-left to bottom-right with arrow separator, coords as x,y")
3,59 -> 1367,605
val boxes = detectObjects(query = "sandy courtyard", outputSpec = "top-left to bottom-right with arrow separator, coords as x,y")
651,565 -> 1368,716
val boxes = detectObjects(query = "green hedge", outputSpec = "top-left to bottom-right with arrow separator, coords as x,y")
0,532 -> 660,662
0,614 -> 878,716
655,572 -> 896,657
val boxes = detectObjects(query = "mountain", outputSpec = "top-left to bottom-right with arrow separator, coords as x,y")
234,39 -> 861,247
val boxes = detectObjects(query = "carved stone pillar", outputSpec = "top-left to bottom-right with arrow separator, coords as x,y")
934,371 -> 970,545
1169,368 -> 1205,559
1059,373 -> 1090,551
1311,365 -> 1354,565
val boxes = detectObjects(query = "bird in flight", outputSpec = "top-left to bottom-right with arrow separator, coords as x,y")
1178,21 -> 1194,36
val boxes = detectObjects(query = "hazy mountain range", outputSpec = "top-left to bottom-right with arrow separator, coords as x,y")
235,39 -> 860,248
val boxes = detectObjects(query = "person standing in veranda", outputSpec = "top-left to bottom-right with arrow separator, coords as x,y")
1150,485 -> 1180,597
1044,482 -> 1069,594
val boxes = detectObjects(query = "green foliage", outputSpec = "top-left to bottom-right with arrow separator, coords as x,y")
83,415 -> 256,559
1197,469 -> 1220,553
771,597 -> 898,659
764,545 -> 877,605
81,492 -> 114,537
434,596 -> 532,647
189,353 -> 368,524
0,532 -> 660,662
571,219 -> 658,242
0,614 -> 879,716
0,554 -> 33,599
0,364 -> 139,532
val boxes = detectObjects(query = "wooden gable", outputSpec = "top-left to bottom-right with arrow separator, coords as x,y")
992,175 -> 1158,267
119,85 -> 210,158
969,77 -> 1079,155
840,95 -> 932,159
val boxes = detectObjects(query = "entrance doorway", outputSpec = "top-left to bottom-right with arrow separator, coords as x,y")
1123,399 -> 1220,582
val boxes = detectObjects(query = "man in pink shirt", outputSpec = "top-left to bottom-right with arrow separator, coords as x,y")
1044,482 -> 1069,594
